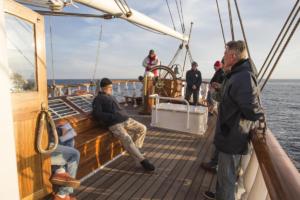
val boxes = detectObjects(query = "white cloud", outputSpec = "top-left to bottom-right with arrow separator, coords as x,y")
44,0 -> 299,79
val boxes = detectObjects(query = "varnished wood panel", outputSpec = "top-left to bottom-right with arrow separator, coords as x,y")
5,0 -> 51,199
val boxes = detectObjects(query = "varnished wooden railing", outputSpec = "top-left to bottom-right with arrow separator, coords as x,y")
48,79 -> 141,97
251,129 -> 300,200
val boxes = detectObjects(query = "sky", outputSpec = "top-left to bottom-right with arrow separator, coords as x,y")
41,0 -> 299,79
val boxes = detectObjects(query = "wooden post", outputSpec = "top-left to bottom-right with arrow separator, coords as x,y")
140,75 -> 154,115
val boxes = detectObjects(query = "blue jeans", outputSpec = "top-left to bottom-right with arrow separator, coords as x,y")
210,148 -> 219,166
216,152 -> 241,200
51,143 -> 80,195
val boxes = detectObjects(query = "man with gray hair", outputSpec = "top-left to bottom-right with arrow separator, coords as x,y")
204,40 -> 265,200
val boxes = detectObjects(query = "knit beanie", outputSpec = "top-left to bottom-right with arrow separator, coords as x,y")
100,78 -> 112,88
214,60 -> 222,69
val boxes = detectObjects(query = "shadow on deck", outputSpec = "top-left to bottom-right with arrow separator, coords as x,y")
74,106 -> 217,200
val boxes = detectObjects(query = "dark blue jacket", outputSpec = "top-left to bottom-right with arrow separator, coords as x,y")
210,68 -> 225,84
186,69 -> 202,89
92,92 -> 129,127
214,59 -> 264,155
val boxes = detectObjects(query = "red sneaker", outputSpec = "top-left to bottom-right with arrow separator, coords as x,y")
50,172 -> 80,188
53,194 -> 76,200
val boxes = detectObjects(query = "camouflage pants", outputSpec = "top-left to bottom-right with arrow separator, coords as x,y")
109,118 -> 147,162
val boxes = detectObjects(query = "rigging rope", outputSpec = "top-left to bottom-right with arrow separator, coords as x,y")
113,0 -> 132,17
92,24 -> 103,81
168,43 -> 183,67
215,0 -> 226,46
120,0 -> 132,17
233,0 -> 258,74
175,0 -> 185,33
179,0 -> 185,32
182,22 -> 194,77
259,5 -> 299,84
227,0 -> 235,40
49,15 -> 55,85
165,0 -> 177,31
130,21 -> 167,35
258,0 -> 299,78
260,18 -> 299,91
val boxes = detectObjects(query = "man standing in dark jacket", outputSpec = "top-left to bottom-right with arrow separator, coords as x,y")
92,78 -> 155,171
207,41 -> 265,200
185,61 -> 202,105
207,60 -> 225,115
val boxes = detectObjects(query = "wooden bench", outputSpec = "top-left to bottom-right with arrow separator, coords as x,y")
55,114 -> 123,179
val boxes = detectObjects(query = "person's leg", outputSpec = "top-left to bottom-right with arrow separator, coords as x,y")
124,118 -> 147,148
210,148 -> 219,166
109,122 -> 145,162
201,148 -> 218,173
193,90 -> 199,105
51,145 -> 80,178
51,144 -> 80,195
185,87 -> 192,103
216,152 -> 241,200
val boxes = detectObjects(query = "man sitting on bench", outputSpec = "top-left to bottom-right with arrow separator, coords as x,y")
92,78 -> 155,171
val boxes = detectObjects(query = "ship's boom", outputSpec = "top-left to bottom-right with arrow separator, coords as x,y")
75,0 -> 188,42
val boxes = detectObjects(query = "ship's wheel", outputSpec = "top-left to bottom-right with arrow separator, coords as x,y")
149,65 -> 179,97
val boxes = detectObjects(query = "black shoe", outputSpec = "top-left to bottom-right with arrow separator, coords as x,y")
203,191 -> 216,200
140,159 -> 155,171
201,162 -> 217,174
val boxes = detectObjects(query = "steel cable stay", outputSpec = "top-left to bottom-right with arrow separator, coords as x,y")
233,0 -> 259,76
258,0 -> 299,78
227,0 -> 235,40
182,22 -> 194,78
215,0 -> 226,46
167,43 -> 183,67
113,0 -> 132,17
129,21 -> 167,35
91,24 -> 103,81
49,15 -> 56,86
165,0 -> 177,31
260,18 -> 299,91
174,0 -> 185,33
259,5 -> 299,85
179,0 -> 185,29
215,0 -> 298,91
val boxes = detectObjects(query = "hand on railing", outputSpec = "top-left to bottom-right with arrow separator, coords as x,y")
251,115 -> 267,141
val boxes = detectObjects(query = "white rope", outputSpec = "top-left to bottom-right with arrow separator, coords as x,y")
92,24 -> 103,81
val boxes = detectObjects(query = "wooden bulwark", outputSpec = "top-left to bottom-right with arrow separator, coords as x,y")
251,129 -> 300,200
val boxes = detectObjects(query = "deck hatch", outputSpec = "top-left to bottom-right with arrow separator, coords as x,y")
67,95 -> 93,113
48,99 -> 79,120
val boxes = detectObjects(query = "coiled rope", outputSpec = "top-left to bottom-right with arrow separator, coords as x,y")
36,103 -> 59,154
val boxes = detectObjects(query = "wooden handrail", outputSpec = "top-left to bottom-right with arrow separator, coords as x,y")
251,129 -> 300,200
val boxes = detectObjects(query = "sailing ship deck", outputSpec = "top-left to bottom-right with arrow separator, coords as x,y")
74,106 -> 217,200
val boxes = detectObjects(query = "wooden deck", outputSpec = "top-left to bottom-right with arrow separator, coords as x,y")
74,106 -> 217,200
